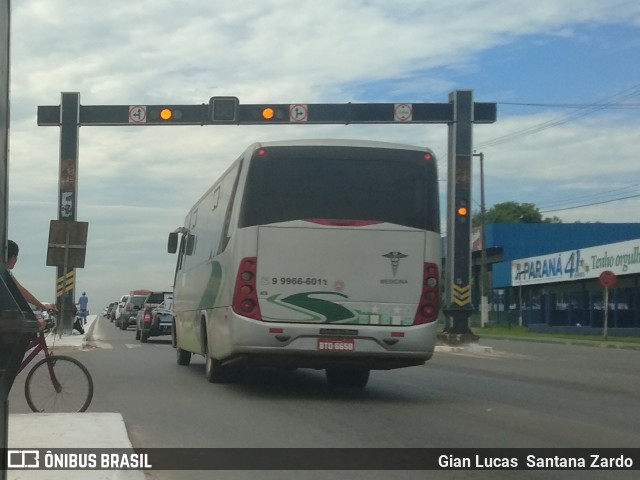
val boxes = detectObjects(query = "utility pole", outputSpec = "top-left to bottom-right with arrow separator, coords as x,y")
474,151 -> 488,327
1,3 -> 38,478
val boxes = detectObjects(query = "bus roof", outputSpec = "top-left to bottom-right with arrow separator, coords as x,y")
247,138 -> 434,153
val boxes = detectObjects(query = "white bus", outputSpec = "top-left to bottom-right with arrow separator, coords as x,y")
168,139 -> 441,388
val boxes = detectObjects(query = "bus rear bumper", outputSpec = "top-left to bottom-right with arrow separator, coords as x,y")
212,313 -> 438,371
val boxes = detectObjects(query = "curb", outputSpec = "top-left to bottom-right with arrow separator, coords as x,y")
476,334 -> 640,350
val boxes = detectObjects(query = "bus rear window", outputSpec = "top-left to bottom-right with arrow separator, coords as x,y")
238,146 -> 439,231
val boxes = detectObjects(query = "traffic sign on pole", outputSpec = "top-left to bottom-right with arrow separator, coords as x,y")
599,270 -> 617,288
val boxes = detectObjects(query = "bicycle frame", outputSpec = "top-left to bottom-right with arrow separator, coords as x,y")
16,331 -> 62,392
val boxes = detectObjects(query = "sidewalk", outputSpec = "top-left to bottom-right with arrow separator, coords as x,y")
7,315 -> 145,480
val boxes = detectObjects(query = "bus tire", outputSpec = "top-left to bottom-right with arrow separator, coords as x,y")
171,320 -> 177,348
326,366 -> 370,389
205,351 -> 227,383
176,347 -> 191,366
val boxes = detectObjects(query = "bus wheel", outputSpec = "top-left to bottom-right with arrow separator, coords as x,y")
204,344 -> 227,383
326,367 -> 370,389
176,347 -> 191,366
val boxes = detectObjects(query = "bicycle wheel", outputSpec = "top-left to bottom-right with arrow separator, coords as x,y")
24,355 -> 94,413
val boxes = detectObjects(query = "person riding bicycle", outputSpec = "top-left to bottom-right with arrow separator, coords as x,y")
6,239 -> 57,329
77,291 -> 89,325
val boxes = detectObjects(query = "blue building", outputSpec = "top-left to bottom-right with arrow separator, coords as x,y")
471,223 -> 640,335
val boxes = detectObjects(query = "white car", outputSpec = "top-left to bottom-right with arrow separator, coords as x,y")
114,294 -> 129,326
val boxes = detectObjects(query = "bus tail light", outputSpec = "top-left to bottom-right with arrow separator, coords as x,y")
232,257 -> 262,320
413,262 -> 440,325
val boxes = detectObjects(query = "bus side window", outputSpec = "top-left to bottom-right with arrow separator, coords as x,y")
212,187 -> 220,211
217,161 -> 243,255
185,233 -> 196,256
176,234 -> 186,271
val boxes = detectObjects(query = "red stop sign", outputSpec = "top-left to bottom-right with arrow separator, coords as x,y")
599,270 -> 617,288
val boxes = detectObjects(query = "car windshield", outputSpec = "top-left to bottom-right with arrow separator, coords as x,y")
131,296 -> 146,306
146,293 -> 165,304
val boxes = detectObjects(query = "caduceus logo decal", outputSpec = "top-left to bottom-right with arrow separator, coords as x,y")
383,251 -> 408,277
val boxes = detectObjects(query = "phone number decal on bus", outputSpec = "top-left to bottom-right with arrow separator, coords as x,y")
271,277 -> 328,286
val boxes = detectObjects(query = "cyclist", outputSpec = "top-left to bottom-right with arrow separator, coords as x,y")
6,239 -> 57,328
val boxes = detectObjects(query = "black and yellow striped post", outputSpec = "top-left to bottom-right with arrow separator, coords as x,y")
56,270 -> 75,298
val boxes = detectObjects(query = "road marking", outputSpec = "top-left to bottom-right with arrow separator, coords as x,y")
436,345 -> 532,360
125,343 -> 171,348
84,341 -> 113,350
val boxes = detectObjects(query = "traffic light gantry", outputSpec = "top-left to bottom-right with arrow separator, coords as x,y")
38,95 -> 496,126
37,91 -> 497,343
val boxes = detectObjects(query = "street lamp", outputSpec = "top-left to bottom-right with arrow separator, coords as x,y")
473,152 -> 488,327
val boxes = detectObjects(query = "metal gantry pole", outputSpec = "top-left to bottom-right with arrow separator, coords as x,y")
56,92 -> 80,333
443,90 -> 477,340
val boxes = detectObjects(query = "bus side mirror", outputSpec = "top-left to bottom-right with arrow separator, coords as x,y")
167,232 -> 178,254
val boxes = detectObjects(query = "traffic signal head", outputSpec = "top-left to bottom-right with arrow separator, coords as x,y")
210,96 -> 239,122
160,108 -> 173,121
261,107 -> 275,120
247,105 -> 288,122
149,107 -> 184,122
456,199 -> 469,222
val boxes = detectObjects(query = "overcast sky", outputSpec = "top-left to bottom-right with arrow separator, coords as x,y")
6,0 -> 640,310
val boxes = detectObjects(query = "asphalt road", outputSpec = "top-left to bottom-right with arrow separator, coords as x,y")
9,315 -> 640,480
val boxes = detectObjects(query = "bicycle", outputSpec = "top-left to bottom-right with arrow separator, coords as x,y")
16,313 -> 94,412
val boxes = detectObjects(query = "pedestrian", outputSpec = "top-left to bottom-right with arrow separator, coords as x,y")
77,291 -> 89,324
71,305 -> 85,335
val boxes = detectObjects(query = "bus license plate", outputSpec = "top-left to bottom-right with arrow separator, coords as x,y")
317,338 -> 355,352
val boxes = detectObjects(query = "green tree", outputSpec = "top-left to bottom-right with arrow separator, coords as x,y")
473,201 -> 561,226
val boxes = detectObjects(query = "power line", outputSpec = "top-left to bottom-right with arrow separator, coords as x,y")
476,83 -> 640,149
540,193 -> 640,213
499,102 -> 640,109
536,183 -> 640,210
